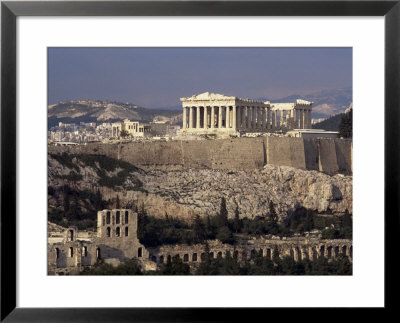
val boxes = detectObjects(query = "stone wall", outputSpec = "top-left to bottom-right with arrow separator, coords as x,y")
148,237 -> 353,266
48,137 -> 352,174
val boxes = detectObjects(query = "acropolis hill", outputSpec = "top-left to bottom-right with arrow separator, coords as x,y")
49,92 -> 351,174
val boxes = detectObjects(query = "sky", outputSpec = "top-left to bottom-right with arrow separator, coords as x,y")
48,47 -> 352,108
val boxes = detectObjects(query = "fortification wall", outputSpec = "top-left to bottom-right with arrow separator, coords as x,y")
318,139 -> 339,174
48,137 -> 352,174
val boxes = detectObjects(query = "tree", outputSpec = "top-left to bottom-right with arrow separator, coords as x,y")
338,109 -> 352,138
63,185 -> 70,216
216,226 -> 234,244
115,194 -> 120,209
268,201 -> 278,224
193,214 -> 206,243
304,209 -> 315,232
217,197 -> 228,227
159,255 -> 190,275
233,205 -> 241,233
120,130 -> 130,138
342,209 -> 352,229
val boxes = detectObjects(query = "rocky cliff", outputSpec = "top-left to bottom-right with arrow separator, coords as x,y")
48,154 -> 352,224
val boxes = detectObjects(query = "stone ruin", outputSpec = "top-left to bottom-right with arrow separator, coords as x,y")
48,209 -> 352,275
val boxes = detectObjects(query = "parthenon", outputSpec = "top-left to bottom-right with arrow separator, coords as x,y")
180,92 -> 313,136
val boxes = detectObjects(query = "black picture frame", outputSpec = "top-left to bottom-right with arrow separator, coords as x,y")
1,0 -> 399,321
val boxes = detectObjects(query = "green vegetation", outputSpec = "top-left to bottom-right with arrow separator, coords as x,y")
80,258 -> 143,275
50,153 -> 145,191
80,252 -> 351,276
338,109 -> 352,138
48,185 -> 106,230
56,171 -> 83,182
136,199 -> 352,248
196,250 -> 351,275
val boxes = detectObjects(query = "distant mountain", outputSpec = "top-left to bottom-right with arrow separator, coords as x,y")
48,100 -> 181,128
256,86 -> 352,119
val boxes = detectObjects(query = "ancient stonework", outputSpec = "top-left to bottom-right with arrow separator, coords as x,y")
48,209 -> 352,275
179,92 -> 313,137
48,136 -> 352,175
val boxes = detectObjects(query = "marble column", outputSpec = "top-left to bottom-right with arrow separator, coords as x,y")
246,107 -> 251,130
225,107 -> 229,128
182,107 -> 187,129
196,106 -> 200,129
203,106 -> 207,128
211,106 -> 215,129
299,109 -> 304,129
251,107 -> 255,129
189,107 -> 193,129
267,108 -> 271,130
237,106 -> 241,129
218,106 -> 222,128
232,106 -> 237,130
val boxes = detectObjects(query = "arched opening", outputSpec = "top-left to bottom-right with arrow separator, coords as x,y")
183,254 -> 189,262
259,249 -> 264,257
167,255 -> 171,263
82,246 -> 87,257
116,227 -> 120,237
116,211 -> 120,224
159,255 -> 164,264
334,246 -> 339,257
125,211 -> 129,224
217,251 -> 222,258
150,255 -> 157,262
96,248 -> 101,259
69,247 -> 74,257
192,253 -> 197,262
290,249 -> 294,259
201,253 -> 206,262
55,248 -> 60,259
233,250 -> 239,259
106,212 -> 111,224
250,249 -> 256,259
68,229 -> 74,242
320,246 -> 325,258
106,227 -> 111,237
297,248 -> 302,261
327,246 -> 332,259
125,227 -> 128,237
266,249 -> 271,259
138,247 -> 143,258
342,246 -> 347,256
209,252 -> 214,259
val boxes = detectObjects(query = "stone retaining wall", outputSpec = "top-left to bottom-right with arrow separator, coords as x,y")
48,137 -> 352,174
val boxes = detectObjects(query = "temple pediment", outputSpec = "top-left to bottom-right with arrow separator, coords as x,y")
181,92 -> 236,101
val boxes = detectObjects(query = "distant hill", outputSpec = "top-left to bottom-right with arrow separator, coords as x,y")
257,86 -> 352,119
48,100 -> 181,128
312,113 -> 345,131
313,103 -> 352,132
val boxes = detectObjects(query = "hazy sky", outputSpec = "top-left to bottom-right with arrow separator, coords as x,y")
48,47 -> 352,108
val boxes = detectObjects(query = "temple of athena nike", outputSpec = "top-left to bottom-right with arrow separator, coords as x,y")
179,92 -> 313,137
